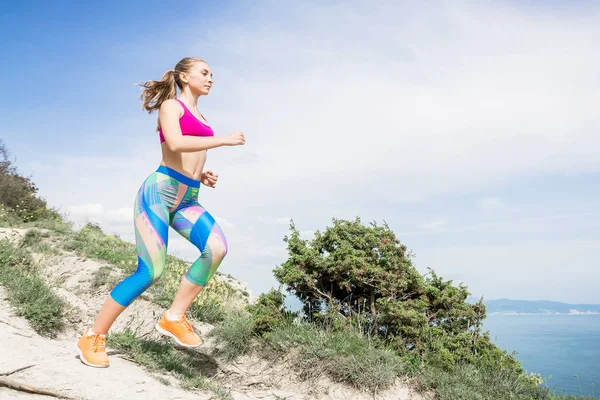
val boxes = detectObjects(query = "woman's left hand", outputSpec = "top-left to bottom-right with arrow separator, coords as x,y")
201,170 -> 218,188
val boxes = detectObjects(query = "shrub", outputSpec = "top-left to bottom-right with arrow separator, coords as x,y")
414,362 -> 550,400
0,139 -> 61,223
0,203 -> 20,227
274,217 -> 524,374
0,239 -> 66,336
264,322 -> 405,393
246,288 -> 297,335
209,309 -> 255,361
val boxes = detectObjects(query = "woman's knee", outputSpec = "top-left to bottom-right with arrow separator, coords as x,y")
210,235 -> 228,262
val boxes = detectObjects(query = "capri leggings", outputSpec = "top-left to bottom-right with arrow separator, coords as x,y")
110,165 -> 228,307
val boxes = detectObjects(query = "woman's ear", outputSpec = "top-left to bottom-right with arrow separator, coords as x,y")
179,71 -> 188,84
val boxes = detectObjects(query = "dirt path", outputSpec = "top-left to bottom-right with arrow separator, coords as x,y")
0,287 -> 211,400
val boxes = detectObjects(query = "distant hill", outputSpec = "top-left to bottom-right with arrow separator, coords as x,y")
480,298 -> 600,315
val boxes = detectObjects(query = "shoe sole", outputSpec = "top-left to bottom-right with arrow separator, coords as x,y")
74,343 -> 109,368
155,323 -> 202,348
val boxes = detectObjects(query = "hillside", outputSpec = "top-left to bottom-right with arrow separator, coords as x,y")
0,226 -> 427,400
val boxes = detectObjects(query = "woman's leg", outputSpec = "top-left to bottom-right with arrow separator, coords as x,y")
77,178 -> 170,366
90,296 -> 127,335
169,203 -> 228,315
97,186 -> 170,331
154,202 -> 227,347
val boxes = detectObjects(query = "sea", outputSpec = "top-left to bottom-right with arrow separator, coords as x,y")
483,314 -> 600,398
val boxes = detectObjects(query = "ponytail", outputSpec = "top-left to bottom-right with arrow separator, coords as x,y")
139,70 -> 178,114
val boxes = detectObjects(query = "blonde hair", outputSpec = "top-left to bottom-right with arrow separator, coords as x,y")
138,57 -> 206,114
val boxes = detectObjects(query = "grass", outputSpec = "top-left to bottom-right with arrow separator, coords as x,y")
63,223 -> 138,272
208,306 -> 407,394
185,294 -> 227,324
107,329 -> 231,399
19,228 -> 57,254
0,238 -> 66,337
417,365 -> 595,400
413,362 -> 551,400
260,321 -> 405,393
208,309 -> 255,361
90,265 -> 121,289
24,216 -> 73,235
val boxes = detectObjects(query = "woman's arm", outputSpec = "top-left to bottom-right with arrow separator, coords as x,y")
159,99 -> 244,152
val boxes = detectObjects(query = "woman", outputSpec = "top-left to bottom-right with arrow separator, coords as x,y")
76,57 -> 246,368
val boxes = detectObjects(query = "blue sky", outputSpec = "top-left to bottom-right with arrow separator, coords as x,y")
2,1 -> 599,304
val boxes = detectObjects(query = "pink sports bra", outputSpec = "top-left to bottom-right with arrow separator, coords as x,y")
159,99 -> 214,143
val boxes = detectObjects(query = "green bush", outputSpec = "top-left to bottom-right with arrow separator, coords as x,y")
0,139 -> 61,223
273,217 -> 535,390
0,204 -> 21,227
246,288 -> 297,335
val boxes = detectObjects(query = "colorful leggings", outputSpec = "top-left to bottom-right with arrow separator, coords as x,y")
110,165 -> 228,307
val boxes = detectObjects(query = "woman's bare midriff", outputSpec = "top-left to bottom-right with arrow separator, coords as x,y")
160,142 -> 207,181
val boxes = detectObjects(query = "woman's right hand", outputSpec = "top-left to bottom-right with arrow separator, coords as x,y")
224,131 -> 246,146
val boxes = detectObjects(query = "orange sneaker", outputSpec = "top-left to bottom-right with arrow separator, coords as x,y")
76,330 -> 109,368
155,312 -> 203,348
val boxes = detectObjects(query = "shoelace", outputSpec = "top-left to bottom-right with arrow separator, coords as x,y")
179,316 -> 194,333
91,334 -> 106,353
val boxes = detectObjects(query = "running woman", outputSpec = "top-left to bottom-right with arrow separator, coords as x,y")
76,57 -> 245,367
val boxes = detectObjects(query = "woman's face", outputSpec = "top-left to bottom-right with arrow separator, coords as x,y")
183,61 -> 213,96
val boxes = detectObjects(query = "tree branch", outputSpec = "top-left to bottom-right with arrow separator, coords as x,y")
0,365 -> 35,376
314,285 -> 333,302
0,376 -> 77,399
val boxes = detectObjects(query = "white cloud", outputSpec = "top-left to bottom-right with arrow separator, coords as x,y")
419,220 -> 450,232
299,230 -> 315,240
106,208 -> 133,223
478,198 -> 505,212
65,203 -> 134,241
68,203 -> 104,219
399,212 -> 599,237
67,203 -> 131,226
214,216 -> 234,229
256,216 -> 291,225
